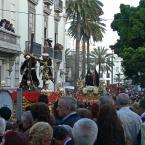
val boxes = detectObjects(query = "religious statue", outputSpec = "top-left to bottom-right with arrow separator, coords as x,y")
20,54 -> 39,89
92,69 -> 99,87
39,53 -> 53,87
85,69 -> 94,86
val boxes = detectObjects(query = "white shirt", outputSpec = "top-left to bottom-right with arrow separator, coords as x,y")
117,107 -> 142,145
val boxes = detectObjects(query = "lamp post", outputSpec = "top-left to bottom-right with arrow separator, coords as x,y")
111,50 -> 114,84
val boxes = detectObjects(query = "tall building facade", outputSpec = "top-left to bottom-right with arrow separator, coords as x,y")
0,0 -> 67,88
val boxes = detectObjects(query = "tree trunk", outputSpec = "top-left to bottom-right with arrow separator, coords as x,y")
87,37 -> 90,71
74,14 -> 81,88
98,61 -> 101,80
82,38 -> 86,79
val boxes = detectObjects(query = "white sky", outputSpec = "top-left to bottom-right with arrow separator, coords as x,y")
97,0 -> 140,48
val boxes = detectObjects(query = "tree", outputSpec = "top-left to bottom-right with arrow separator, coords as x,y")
111,2 -> 145,56
90,46 -> 113,79
110,0 -> 145,85
122,47 -> 145,87
66,0 -> 105,81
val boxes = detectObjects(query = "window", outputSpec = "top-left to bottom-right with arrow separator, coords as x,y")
106,73 -> 110,78
28,1 -> 36,41
100,73 -> 103,78
106,80 -> 110,86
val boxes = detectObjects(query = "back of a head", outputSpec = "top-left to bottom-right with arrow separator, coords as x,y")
77,108 -> 92,119
61,96 -> 77,111
53,126 -> 69,141
116,93 -> 129,106
38,95 -> 48,104
4,130 -> 28,145
0,117 -> 6,135
30,102 -> 50,122
29,122 -> 53,145
139,98 -> 145,109
59,125 -> 72,137
21,111 -> 33,126
0,106 -> 11,120
99,95 -> 114,106
72,118 -> 98,145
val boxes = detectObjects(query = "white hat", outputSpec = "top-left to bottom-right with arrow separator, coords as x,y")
42,53 -> 49,57
26,55 -> 30,59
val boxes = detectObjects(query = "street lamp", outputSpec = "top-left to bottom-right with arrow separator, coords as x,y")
116,73 -> 123,93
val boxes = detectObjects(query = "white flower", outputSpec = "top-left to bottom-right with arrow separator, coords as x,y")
83,88 -> 87,94
93,87 -> 98,94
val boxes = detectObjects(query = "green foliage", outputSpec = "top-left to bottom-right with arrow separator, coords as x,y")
67,0 -> 105,42
66,0 -> 105,84
111,2 -> 145,55
111,0 -> 145,86
122,47 -> 145,86
90,46 -> 113,77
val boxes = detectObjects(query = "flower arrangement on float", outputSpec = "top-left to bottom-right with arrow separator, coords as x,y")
82,86 -> 98,95
76,79 -> 105,102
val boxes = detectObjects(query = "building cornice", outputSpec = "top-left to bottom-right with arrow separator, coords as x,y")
28,0 -> 39,5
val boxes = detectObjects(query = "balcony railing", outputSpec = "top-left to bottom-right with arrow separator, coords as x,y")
0,28 -> 20,54
43,0 -> 54,5
54,0 -> 63,13
25,41 -> 42,57
44,47 -> 62,61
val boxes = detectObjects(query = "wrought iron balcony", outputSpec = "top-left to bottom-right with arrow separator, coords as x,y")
0,28 -> 20,54
43,0 -> 54,5
44,46 -> 62,61
54,0 -> 63,13
25,41 -> 42,57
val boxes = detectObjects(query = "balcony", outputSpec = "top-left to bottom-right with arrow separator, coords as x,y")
54,13 -> 61,22
25,41 -> 42,57
54,0 -> 63,13
44,46 -> 62,61
44,4 -> 52,15
0,28 -> 20,54
43,0 -> 54,5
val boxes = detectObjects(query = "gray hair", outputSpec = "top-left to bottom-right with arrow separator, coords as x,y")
21,111 -> 33,125
60,96 -> 77,111
116,93 -> 129,106
0,117 -> 6,135
99,95 -> 114,106
72,118 -> 98,145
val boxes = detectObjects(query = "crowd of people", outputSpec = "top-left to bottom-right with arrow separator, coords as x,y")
0,19 -> 15,33
0,92 -> 145,145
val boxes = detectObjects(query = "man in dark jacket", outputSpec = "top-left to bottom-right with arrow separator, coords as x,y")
57,96 -> 80,127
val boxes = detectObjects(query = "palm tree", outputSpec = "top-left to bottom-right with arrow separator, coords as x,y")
66,0 -> 88,87
90,46 -> 113,79
66,0 -> 105,82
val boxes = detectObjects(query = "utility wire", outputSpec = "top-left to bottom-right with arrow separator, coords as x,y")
1,8 -> 145,21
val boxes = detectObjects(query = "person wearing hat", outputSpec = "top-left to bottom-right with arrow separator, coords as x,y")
39,53 -> 53,88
